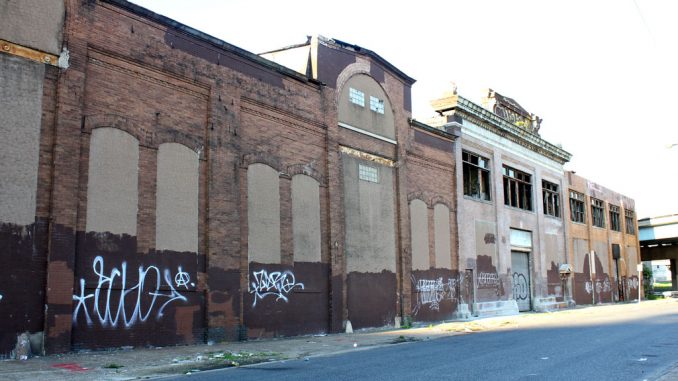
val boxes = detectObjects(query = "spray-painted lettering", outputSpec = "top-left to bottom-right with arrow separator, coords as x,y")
512,272 -> 529,300
412,276 -> 458,315
250,269 -> 304,307
627,277 -> 640,290
72,256 -> 190,328
477,272 -> 499,289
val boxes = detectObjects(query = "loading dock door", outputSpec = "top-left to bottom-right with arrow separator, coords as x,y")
511,251 -> 531,311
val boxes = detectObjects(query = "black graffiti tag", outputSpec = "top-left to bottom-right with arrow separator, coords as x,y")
512,272 -> 529,301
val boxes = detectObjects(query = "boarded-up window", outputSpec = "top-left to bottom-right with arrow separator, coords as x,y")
292,174 -> 321,263
86,128 -> 139,235
247,163 -> 281,264
0,55 -> 44,225
156,143 -> 199,253
410,199 -> 429,271
434,204 -> 452,269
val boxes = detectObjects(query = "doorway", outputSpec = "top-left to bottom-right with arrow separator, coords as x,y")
511,251 -> 531,311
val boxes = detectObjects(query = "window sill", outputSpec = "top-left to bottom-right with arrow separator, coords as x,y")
503,204 -> 535,214
544,214 -> 562,221
463,195 -> 493,205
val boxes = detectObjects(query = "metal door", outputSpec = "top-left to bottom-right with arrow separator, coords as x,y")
511,251 -> 531,311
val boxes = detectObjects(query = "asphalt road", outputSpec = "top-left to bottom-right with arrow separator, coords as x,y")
165,309 -> 678,381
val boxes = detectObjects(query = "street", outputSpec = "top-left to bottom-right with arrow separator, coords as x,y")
164,303 -> 678,381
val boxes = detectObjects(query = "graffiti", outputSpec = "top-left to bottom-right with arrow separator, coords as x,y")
249,269 -> 304,307
512,273 -> 529,300
477,272 -> 499,289
416,279 -> 445,311
174,266 -> 193,289
412,276 -> 457,315
626,277 -> 639,290
595,278 -> 611,294
72,256 -> 189,328
585,281 -> 593,294
483,233 -> 496,244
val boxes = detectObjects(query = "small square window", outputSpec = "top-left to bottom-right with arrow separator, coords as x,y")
358,164 -> 379,183
370,96 -> 384,114
349,88 -> 365,107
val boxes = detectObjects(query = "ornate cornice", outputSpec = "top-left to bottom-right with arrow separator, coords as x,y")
454,96 -> 571,164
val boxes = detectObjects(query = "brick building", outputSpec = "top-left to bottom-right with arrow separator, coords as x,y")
0,0 -> 461,356
566,172 -> 641,304
0,0 -> 640,357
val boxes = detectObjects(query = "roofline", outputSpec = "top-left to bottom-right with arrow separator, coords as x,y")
453,95 -> 572,164
103,0 -> 319,86
325,37 -> 416,85
409,118 -> 460,140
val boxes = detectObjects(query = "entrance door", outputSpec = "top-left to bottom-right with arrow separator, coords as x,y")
511,251 -> 531,311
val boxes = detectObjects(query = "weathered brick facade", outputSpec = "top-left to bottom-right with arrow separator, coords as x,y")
0,0 -> 640,357
0,0 -> 463,355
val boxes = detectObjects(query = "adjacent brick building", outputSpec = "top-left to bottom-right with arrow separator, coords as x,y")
0,0 -> 641,357
566,171 -> 641,305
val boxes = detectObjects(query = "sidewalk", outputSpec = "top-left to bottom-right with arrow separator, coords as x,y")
2,300 -> 677,381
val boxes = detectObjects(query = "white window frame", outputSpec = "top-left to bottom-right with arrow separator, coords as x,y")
349,88 -> 365,107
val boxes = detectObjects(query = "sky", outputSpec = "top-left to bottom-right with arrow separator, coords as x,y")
130,0 -> 678,219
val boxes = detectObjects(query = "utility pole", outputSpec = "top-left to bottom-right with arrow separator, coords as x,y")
638,263 -> 643,303
590,251 -> 596,305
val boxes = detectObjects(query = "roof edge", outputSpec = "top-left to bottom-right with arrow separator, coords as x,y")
323,36 -> 416,85
103,0 -> 317,85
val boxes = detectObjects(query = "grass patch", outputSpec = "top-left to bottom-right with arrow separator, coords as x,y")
391,335 -> 420,344
653,282 -> 673,292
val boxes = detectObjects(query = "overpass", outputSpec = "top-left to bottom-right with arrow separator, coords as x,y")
639,214 -> 678,290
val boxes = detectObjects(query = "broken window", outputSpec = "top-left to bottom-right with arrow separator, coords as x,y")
625,209 -> 636,234
502,165 -> 532,211
569,190 -> 585,223
349,87 -> 365,107
462,150 -> 491,201
609,204 -> 621,231
591,198 -> 605,228
542,180 -> 560,218
369,96 -> 385,114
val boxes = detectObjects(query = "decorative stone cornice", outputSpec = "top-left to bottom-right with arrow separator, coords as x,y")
454,96 -> 571,164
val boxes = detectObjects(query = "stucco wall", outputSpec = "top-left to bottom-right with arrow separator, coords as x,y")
247,163 -> 281,264
410,199 -> 429,270
434,203 -> 452,269
342,153 -> 396,273
338,74 -> 395,140
292,174 -> 321,263
86,128 -> 139,235
0,0 -> 64,54
156,143 -> 199,253
0,54 -> 44,225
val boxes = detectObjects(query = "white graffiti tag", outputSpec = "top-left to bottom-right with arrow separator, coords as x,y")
412,276 -> 458,315
627,277 -> 640,290
72,256 -> 189,328
249,270 -> 304,307
585,281 -> 593,294
477,272 -> 499,289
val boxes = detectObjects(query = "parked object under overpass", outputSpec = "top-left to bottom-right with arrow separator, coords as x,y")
639,214 -> 678,292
